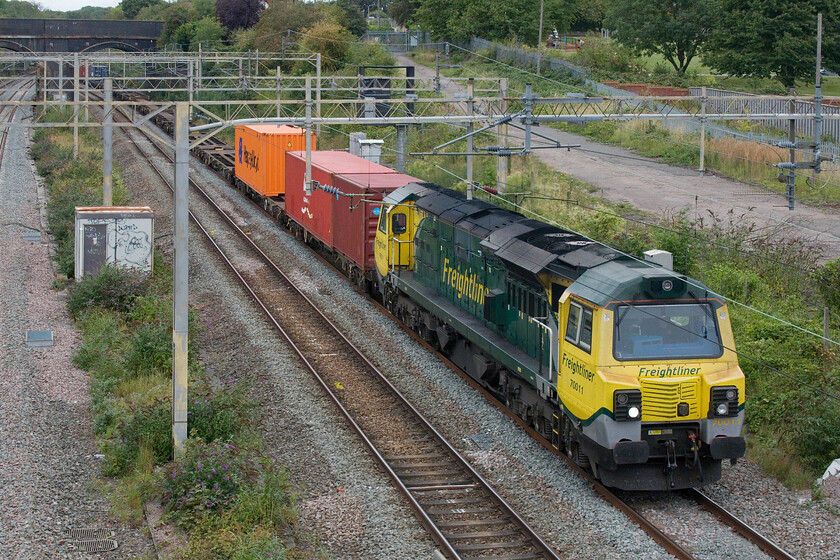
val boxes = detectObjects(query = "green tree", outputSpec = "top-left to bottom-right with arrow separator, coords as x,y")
389,0 -> 419,26
573,0 -> 608,31
159,2 -> 191,48
65,6 -> 112,19
322,0 -> 366,37
119,0 -> 161,19
704,0 -> 840,90
0,0 -> 41,18
253,0 -> 324,52
231,26 -> 257,51
416,0 -> 574,45
191,0 -> 215,19
296,21 -> 354,71
192,16 -> 226,50
605,0 -> 714,75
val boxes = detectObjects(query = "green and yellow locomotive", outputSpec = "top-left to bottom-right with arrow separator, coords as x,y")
374,183 -> 745,490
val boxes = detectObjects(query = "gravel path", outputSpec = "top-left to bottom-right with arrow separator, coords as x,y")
0,91 -> 153,558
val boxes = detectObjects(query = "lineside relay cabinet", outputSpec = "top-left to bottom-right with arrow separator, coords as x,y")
74,206 -> 154,278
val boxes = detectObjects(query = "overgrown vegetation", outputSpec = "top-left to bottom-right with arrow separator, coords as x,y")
32,112 -> 307,558
31,108 -> 130,277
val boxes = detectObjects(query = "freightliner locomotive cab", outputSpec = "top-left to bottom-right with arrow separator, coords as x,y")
374,183 -> 746,490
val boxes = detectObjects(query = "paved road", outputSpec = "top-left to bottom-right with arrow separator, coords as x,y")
396,54 -> 840,260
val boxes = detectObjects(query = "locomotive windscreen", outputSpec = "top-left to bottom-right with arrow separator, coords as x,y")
613,303 -> 723,361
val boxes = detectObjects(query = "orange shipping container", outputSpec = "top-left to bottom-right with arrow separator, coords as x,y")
234,125 -> 315,197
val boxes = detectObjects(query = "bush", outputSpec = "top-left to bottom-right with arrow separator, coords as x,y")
811,258 -> 840,313
704,263 -> 769,304
72,309 -> 126,372
105,397 -> 172,476
68,264 -> 152,319
652,210 -> 698,275
345,41 -> 395,68
126,321 -> 173,374
162,440 -> 253,526
576,37 -> 640,74
189,377 -> 252,443
162,440 -> 296,558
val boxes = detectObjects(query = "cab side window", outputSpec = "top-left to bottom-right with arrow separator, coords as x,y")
565,303 -> 580,342
392,213 -> 407,235
378,210 -> 387,234
565,302 -> 593,353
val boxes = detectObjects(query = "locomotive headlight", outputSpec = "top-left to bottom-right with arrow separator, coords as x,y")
662,280 -> 673,292
710,386 -> 738,418
614,390 -> 642,421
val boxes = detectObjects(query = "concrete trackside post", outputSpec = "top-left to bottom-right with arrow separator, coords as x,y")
467,78 -> 474,200
73,53 -> 79,158
276,65 -> 281,118
396,125 -> 407,172
305,76 -> 313,195
316,53 -> 322,136
103,78 -> 113,206
699,86 -> 706,174
172,102 -> 190,459
498,78 -> 508,192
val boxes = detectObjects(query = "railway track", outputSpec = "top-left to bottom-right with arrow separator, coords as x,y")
105,98 -> 562,560
0,78 -> 35,160
98,92 -> 800,560
463,370 -> 798,560
682,489 -> 796,560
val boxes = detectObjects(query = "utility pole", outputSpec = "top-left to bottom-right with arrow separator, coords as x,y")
172,102 -> 190,459
396,125 -> 407,172
814,12 -> 823,183
699,85 -> 706,174
103,78 -> 113,206
305,76 -> 312,195
316,53 -> 322,136
466,78 -> 474,200
787,93 -> 795,211
73,53 -> 79,158
276,65 -> 281,118
536,0 -> 545,75
497,78 -> 509,192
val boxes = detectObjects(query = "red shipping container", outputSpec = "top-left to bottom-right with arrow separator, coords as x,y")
332,173 -> 421,271
285,151 -> 398,250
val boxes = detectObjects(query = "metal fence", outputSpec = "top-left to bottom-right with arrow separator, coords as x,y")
689,87 -> 840,144
467,38 -> 839,155
363,31 -> 434,53
470,37 -> 591,82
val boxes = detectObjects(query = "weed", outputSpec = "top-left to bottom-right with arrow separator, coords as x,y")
68,264 -> 152,319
